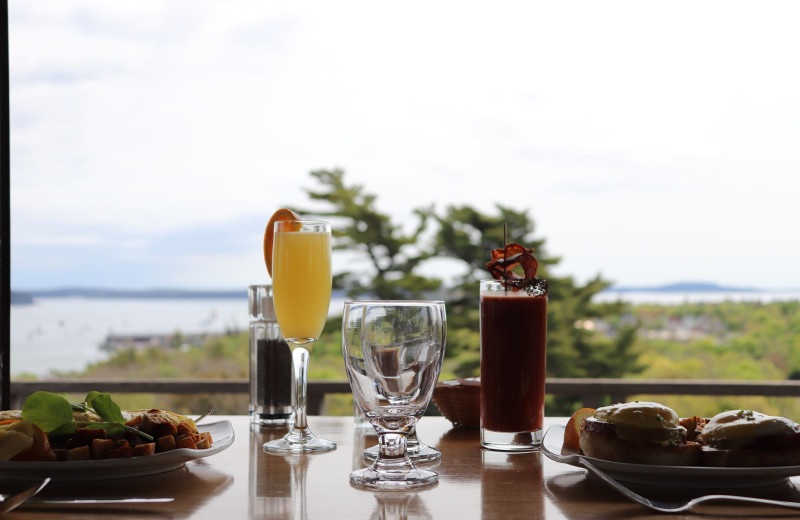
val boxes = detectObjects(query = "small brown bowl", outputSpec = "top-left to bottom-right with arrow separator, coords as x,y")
432,378 -> 480,429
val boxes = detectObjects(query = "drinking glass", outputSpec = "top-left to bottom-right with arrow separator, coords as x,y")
480,278 -> 548,451
342,300 -> 446,489
264,220 -> 336,453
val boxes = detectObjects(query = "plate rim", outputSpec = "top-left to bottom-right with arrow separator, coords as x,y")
0,419 -> 235,479
542,423 -> 800,479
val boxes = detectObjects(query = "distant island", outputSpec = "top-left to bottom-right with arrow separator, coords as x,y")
10,292 -> 35,304
10,288 -> 348,304
9,284 -> 764,305
14,288 -> 247,300
606,282 -> 758,293
11,283 -> 783,306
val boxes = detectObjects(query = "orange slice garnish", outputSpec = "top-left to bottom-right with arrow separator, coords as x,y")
263,208 -> 301,277
563,407 -> 595,452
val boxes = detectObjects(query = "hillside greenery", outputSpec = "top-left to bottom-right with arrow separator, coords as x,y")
622,300 -> 800,420
54,299 -> 800,420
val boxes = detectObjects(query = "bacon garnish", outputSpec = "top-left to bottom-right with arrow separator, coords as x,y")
486,242 -> 539,281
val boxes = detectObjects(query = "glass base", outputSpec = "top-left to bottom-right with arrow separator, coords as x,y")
364,439 -> 441,463
481,427 -> 542,452
250,412 -> 293,427
263,426 -> 336,453
350,466 -> 438,490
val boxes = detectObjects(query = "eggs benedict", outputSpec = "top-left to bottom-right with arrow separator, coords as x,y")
578,401 -> 701,466
699,409 -> 800,467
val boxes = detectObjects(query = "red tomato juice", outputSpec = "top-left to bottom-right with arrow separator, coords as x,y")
480,292 -> 547,432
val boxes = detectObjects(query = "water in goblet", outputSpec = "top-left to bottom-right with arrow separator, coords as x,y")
342,301 -> 446,490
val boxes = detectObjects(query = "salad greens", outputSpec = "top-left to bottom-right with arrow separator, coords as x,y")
21,391 -> 153,441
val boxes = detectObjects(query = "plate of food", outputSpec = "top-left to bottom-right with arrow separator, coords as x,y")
0,391 -> 235,481
542,401 -> 800,488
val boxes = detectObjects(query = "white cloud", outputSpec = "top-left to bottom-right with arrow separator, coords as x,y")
9,0 -> 800,289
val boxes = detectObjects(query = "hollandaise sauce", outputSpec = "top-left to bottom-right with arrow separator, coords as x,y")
592,402 -> 685,442
700,410 -> 797,449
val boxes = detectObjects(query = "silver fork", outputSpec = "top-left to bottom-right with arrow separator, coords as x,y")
0,479 -> 50,515
194,407 -> 216,424
581,459 -> 800,514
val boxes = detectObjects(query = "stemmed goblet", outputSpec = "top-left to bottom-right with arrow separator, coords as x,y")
342,300 -> 446,489
264,220 -> 336,453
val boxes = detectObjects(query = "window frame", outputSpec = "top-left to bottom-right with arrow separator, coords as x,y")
2,0 -> 11,409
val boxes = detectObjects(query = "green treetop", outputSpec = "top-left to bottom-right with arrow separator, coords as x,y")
302,169 -> 641,414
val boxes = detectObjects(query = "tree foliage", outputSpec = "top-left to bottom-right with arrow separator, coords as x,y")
304,169 -> 641,413
301,169 -> 441,300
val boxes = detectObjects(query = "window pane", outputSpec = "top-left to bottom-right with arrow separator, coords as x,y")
10,1 -> 800,383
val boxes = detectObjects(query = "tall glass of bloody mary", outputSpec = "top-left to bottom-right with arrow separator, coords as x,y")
480,278 -> 548,451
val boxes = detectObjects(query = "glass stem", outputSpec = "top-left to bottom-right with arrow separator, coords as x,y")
291,345 -> 311,430
378,432 -> 407,460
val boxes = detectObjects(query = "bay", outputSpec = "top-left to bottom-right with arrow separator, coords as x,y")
10,297 -> 346,377
11,291 -> 800,377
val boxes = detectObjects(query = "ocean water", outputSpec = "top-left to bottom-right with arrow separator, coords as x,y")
10,297 -> 346,377
11,291 -> 800,377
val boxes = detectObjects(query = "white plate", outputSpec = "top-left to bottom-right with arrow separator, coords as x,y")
542,424 -> 800,488
0,420 -> 235,481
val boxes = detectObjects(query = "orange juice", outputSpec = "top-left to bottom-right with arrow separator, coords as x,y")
272,230 -> 332,344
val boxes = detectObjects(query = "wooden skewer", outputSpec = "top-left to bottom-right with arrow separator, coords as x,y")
503,221 -> 508,292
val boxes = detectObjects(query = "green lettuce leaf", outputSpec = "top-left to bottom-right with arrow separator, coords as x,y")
89,393 -> 125,424
21,391 -> 74,433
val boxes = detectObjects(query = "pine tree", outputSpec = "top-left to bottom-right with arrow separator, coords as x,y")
304,169 -> 641,414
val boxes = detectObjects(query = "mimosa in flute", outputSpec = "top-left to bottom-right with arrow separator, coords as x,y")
272,230 -> 331,342
263,214 -> 336,453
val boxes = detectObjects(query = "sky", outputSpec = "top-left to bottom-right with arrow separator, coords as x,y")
8,1 -> 800,291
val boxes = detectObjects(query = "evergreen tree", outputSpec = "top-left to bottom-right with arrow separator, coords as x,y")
304,169 -> 641,414
303,169 -> 441,300
433,205 -> 641,413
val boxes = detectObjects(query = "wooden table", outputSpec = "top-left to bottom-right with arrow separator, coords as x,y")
4,416 -> 800,519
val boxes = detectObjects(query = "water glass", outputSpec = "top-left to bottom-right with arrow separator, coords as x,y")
343,300 -> 446,490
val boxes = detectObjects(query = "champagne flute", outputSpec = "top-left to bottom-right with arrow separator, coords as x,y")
264,220 -> 336,453
343,300 -> 446,489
